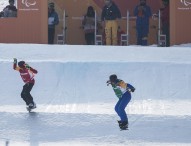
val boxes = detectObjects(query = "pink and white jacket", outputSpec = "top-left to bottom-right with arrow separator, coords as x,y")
13,63 -> 38,84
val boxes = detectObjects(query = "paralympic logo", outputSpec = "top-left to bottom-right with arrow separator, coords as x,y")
180,0 -> 191,6
22,0 -> 37,7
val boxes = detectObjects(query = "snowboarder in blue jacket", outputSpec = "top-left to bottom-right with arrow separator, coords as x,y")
107,74 -> 135,130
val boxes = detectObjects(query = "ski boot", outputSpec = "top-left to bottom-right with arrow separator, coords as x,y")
118,121 -> 128,130
26,102 -> 36,112
31,102 -> 36,109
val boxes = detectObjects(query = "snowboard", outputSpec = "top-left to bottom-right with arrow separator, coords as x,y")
118,120 -> 128,131
26,104 -> 36,112
120,126 -> 128,131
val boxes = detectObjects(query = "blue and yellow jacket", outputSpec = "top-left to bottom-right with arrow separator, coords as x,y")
111,79 -> 135,99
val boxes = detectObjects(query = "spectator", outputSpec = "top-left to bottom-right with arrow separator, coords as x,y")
48,2 -> 59,44
82,6 -> 96,45
101,0 -> 121,45
3,0 -> 17,18
161,0 -> 170,47
134,0 -> 152,46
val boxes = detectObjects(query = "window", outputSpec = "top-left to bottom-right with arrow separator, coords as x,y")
0,0 -> 18,18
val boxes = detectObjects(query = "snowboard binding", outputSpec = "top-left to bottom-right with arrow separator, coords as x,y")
118,120 -> 128,130
26,103 -> 36,112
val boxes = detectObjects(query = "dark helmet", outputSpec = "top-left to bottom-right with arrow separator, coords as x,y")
18,61 -> 25,68
109,74 -> 117,83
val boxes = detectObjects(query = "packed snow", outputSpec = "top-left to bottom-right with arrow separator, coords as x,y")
0,44 -> 191,146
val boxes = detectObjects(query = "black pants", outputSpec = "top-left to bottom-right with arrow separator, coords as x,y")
48,27 -> 55,44
21,83 -> 34,106
162,25 -> 170,47
85,32 -> 95,45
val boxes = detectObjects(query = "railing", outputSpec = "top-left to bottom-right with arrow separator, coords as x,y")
57,10 -> 67,44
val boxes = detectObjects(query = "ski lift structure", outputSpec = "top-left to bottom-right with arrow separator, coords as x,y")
94,10 -> 102,45
57,10 -> 130,45
158,10 -> 166,47
56,10 -> 165,46
121,10 -> 130,46
57,10 -> 67,44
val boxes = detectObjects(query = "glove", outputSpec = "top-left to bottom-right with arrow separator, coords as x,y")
13,58 -> 17,64
25,64 -> 30,69
131,88 -> 135,92
106,80 -> 111,86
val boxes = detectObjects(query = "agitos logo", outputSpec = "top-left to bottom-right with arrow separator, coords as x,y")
22,0 -> 37,8
178,0 -> 191,10
20,0 -> 39,11
180,0 -> 191,6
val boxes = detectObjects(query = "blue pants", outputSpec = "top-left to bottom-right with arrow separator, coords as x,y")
136,25 -> 149,46
115,91 -> 131,122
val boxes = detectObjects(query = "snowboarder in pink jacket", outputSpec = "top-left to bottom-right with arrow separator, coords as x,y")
13,58 -> 38,111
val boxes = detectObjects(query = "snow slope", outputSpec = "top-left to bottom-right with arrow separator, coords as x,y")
0,44 -> 191,146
